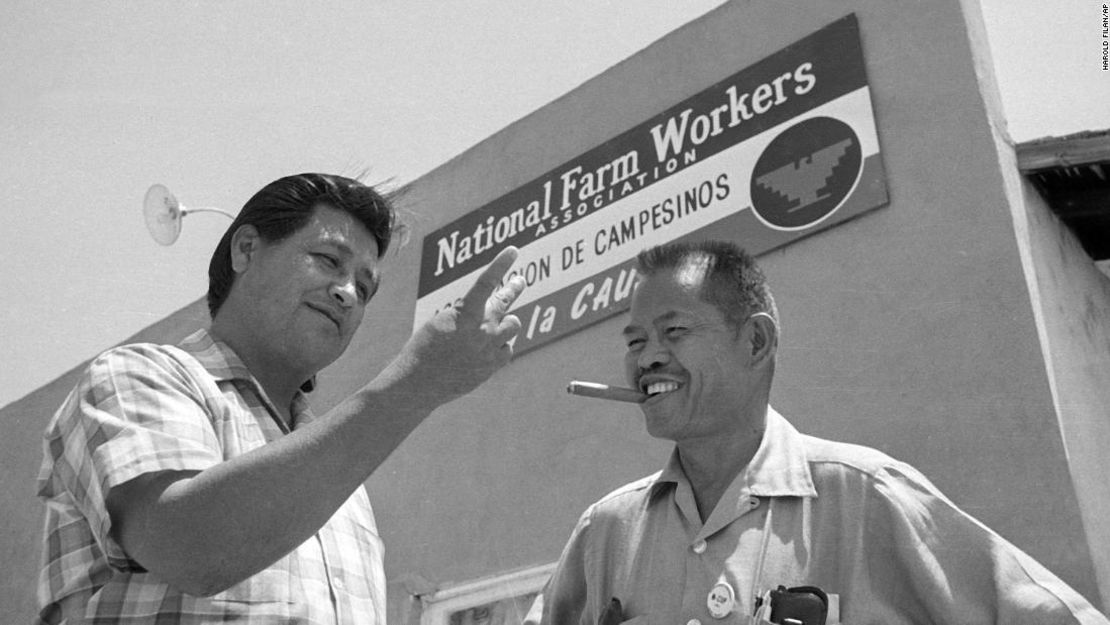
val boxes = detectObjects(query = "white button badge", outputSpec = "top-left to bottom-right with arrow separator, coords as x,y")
706,581 -> 736,619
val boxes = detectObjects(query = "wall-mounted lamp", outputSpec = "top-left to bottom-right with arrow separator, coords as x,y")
143,184 -> 234,245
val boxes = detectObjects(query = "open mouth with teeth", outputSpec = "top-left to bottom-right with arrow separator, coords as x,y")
644,381 -> 681,396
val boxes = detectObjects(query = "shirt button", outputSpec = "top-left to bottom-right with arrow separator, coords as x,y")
749,497 -> 760,508
333,577 -> 346,591
686,619 -> 702,625
692,540 -> 707,554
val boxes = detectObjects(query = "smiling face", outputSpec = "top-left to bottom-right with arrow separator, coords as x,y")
622,264 -> 760,443
228,203 -> 381,377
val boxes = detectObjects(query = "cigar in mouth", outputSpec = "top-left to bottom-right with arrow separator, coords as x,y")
566,381 -> 647,404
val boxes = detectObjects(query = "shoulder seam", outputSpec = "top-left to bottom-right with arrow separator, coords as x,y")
594,471 -> 662,505
801,435 -> 907,481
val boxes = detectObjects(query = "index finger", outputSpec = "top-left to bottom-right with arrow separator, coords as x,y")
457,246 -> 519,318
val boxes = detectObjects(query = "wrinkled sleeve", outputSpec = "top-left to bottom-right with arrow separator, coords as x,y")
864,462 -> 1108,624
524,505 -> 596,625
41,344 -> 224,570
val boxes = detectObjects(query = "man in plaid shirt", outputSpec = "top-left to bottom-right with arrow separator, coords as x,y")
37,173 -> 527,624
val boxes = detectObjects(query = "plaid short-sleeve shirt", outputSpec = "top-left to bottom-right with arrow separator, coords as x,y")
36,329 -> 386,624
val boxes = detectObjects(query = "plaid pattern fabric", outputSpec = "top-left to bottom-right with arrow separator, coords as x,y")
37,329 -> 386,624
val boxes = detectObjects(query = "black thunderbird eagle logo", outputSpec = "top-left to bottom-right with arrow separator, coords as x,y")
749,117 -> 862,230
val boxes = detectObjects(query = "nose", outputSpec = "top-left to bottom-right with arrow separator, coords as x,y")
329,279 -> 357,308
636,336 -> 671,371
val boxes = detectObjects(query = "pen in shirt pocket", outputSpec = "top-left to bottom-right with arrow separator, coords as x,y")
598,597 -> 623,625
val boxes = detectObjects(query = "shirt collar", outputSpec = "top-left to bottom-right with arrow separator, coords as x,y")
178,328 -> 315,429
744,407 -> 817,498
653,406 -> 817,499
179,328 -> 254,383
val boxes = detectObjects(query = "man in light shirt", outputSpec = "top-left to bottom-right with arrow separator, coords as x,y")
527,240 -> 1107,624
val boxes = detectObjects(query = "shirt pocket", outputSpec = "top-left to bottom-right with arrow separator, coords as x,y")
329,512 -> 387,624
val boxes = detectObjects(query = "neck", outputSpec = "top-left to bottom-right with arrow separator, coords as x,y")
209,315 -> 306,423
676,402 -> 769,522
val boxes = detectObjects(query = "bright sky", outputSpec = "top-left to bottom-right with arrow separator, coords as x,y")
1,0 -> 1107,409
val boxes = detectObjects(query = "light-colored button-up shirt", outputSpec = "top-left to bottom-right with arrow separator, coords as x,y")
528,408 -> 1107,624
37,329 -> 386,624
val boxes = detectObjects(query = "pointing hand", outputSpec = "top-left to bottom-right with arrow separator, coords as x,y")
394,246 -> 526,407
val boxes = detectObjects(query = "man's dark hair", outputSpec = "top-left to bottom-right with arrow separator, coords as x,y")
207,173 -> 400,317
636,240 -> 778,332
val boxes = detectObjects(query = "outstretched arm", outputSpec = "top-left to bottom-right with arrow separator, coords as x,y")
106,247 -> 527,595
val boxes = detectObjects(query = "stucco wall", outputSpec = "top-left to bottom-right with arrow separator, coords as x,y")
996,147 -> 1110,604
360,0 -> 1103,618
975,0 -> 1110,601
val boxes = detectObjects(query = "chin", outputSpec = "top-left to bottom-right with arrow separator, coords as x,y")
642,413 -> 683,441
305,327 -> 350,355
290,344 -> 343,375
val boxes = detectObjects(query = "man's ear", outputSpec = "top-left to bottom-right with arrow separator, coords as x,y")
229,225 -> 261,273
747,312 -> 778,366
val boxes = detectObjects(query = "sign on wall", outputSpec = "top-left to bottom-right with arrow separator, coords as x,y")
414,14 -> 888,354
